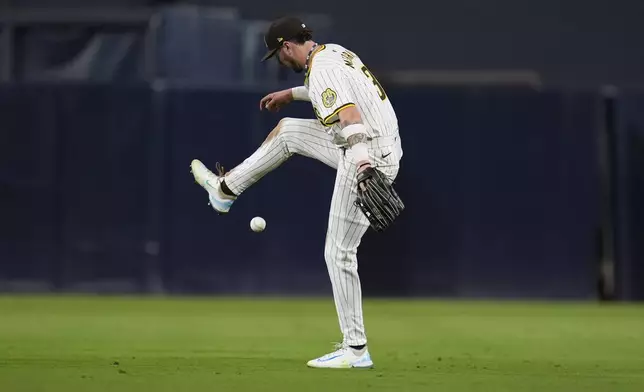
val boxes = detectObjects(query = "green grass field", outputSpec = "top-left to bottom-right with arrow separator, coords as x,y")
1,296 -> 643,391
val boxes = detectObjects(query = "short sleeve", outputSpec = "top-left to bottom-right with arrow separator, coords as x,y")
308,69 -> 355,126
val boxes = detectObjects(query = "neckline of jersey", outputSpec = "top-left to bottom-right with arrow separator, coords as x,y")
304,44 -> 326,86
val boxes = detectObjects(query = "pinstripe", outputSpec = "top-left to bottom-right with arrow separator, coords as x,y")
308,45 -> 402,346
344,204 -> 363,335
345,68 -> 379,133
340,169 -> 360,343
335,66 -> 376,132
226,118 -> 341,194
338,170 -> 358,342
329,170 -> 352,339
308,45 -> 398,143
322,153 -> 368,345
218,43 -> 402,349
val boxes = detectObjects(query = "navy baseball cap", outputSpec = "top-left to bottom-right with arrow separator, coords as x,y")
261,16 -> 310,62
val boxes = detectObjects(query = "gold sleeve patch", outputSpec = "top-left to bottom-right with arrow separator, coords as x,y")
321,88 -> 337,108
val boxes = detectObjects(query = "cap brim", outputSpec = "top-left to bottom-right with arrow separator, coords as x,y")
261,48 -> 279,62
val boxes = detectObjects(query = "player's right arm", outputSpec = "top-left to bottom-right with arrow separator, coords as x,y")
259,86 -> 309,112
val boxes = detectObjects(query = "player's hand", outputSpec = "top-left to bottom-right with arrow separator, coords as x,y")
356,161 -> 372,191
357,161 -> 371,173
259,89 -> 293,112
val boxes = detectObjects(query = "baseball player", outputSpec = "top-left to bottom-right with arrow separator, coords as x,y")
191,16 -> 404,369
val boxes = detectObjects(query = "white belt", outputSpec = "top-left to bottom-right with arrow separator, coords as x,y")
366,134 -> 399,148
337,134 -> 400,151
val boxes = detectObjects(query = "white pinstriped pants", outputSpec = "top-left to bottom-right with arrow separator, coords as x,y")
225,118 -> 402,346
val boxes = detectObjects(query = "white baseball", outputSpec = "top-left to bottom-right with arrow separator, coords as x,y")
250,216 -> 266,232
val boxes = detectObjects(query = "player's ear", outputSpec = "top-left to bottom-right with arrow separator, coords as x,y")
285,41 -> 300,56
282,42 -> 292,55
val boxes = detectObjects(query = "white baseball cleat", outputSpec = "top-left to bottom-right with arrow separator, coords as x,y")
306,343 -> 374,369
190,159 -> 236,214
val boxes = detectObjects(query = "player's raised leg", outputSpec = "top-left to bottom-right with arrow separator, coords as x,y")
191,118 -> 341,213
307,144 -> 400,369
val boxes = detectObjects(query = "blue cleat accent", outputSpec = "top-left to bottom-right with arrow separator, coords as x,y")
190,159 -> 236,214
307,343 -> 374,369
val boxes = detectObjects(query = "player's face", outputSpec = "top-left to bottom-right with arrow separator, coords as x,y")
276,43 -> 305,74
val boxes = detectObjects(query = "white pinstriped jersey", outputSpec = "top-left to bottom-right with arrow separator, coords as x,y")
304,44 -> 399,144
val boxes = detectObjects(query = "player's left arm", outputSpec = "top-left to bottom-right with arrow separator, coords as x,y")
309,69 -> 371,172
338,106 -> 371,172
337,89 -> 403,231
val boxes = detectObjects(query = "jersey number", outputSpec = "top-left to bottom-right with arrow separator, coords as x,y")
361,65 -> 387,101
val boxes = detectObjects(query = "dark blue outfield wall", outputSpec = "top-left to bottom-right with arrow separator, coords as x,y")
0,83 -> 616,299
615,92 -> 644,301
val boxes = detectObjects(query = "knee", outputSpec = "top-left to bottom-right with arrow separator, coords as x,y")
276,118 -> 300,140
263,118 -> 296,147
324,238 -> 355,268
